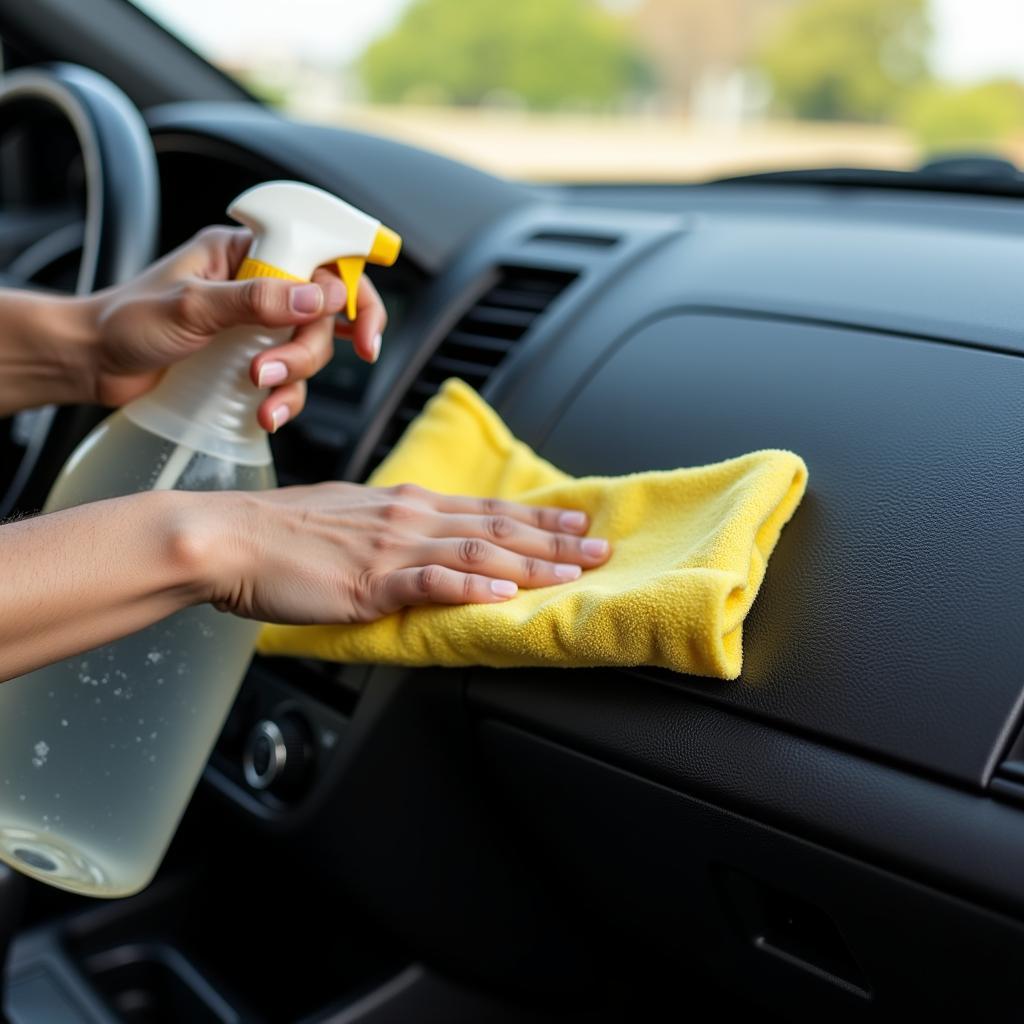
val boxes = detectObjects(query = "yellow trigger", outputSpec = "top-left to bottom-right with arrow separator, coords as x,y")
337,256 -> 366,321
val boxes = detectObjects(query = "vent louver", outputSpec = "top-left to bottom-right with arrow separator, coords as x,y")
366,265 -> 576,473
528,229 -> 619,248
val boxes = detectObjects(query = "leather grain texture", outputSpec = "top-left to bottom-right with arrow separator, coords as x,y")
530,313 -> 1024,784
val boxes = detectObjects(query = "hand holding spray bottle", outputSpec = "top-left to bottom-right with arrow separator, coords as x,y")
0,181 -> 401,897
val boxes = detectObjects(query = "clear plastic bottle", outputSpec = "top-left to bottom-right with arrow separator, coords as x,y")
0,180 -> 400,897
0,325 -> 279,897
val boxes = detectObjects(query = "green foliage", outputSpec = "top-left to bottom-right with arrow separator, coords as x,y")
757,0 -> 931,122
357,0 -> 648,110
900,79 -> 1024,150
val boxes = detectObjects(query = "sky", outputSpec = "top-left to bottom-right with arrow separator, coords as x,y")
135,0 -> 1024,83
930,0 -> 1024,81
137,0 -> 409,65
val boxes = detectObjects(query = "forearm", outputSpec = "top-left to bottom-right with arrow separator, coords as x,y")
0,491 -> 213,681
0,290 -> 98,415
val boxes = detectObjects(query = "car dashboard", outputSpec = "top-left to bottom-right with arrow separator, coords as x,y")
113,101 -> 1024,1016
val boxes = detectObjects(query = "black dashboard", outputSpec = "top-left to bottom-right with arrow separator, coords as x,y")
142,102 -> 1024,1017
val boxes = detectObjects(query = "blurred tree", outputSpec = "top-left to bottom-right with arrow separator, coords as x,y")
757,0 -> 931,121
358,0 -> 649,110
900,79 -> 1024,151
632,0 -> 793,115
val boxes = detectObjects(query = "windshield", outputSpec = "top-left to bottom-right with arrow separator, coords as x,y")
132,0 -> 1024,184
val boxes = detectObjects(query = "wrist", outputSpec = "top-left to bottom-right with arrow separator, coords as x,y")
157,490 -> 260,608
66,294 -> 104,402
40,293 -> 104,405
0,290 -> 103,415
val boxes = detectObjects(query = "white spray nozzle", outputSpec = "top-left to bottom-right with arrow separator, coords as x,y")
228,180 -> 401,319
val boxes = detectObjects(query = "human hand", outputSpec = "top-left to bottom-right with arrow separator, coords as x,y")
83,226 -> 388,431
192,482 -> 612,623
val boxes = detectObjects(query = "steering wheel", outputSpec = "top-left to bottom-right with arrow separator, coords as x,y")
0,63 -> 159,516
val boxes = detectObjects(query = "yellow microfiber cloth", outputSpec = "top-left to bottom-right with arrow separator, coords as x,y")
258,378 -> 808,679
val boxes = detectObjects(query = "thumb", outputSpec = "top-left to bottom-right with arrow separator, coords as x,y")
174,277 -> 342,335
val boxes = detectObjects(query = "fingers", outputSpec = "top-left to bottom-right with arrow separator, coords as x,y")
258,379 -> 306,433
352,484 -> 611,618
425,513 -> 610,567
247,268 -> 387,395
376,565 -> 519,615
154,225 -> 252,282
170,230 -> 383,363
251,313 -> 335,391
414,537 -> 591,589
425,491 -> 592,536
332,273 -> 388,363
171,274 -> 345,336
192,225 -> 253,279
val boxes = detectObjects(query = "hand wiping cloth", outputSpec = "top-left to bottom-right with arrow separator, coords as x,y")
258,378 -> 808,679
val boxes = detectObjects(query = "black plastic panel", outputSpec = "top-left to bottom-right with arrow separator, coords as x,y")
524,313 -> 1024,785
467,669 -> 1024,919
479,721 -> 1024,1019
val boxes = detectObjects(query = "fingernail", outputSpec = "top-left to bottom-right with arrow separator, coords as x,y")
257,360 -> 288,388
554,563 -> 583,581
370,333 -> 382,363
491,579 -> 518,597
289,283 -> 322,314
270,405 -> 290,433
581,538 -> 609,558
559,511 -> 587,532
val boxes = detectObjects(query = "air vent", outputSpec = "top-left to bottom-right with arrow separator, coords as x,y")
367,265 -> 576,472
528,229 -> 619,249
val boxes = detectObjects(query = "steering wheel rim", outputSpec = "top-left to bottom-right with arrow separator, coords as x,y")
0,62 -> 159,516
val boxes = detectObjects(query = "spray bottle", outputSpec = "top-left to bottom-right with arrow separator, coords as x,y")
0,181 -> 401,897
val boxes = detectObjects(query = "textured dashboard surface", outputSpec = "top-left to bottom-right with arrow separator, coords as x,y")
470,671 -> 1024,918
147,111 -> 1024,786
503,313 -> 1024,785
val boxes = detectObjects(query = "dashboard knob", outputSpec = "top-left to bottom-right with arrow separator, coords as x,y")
242,713 -> 311,794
